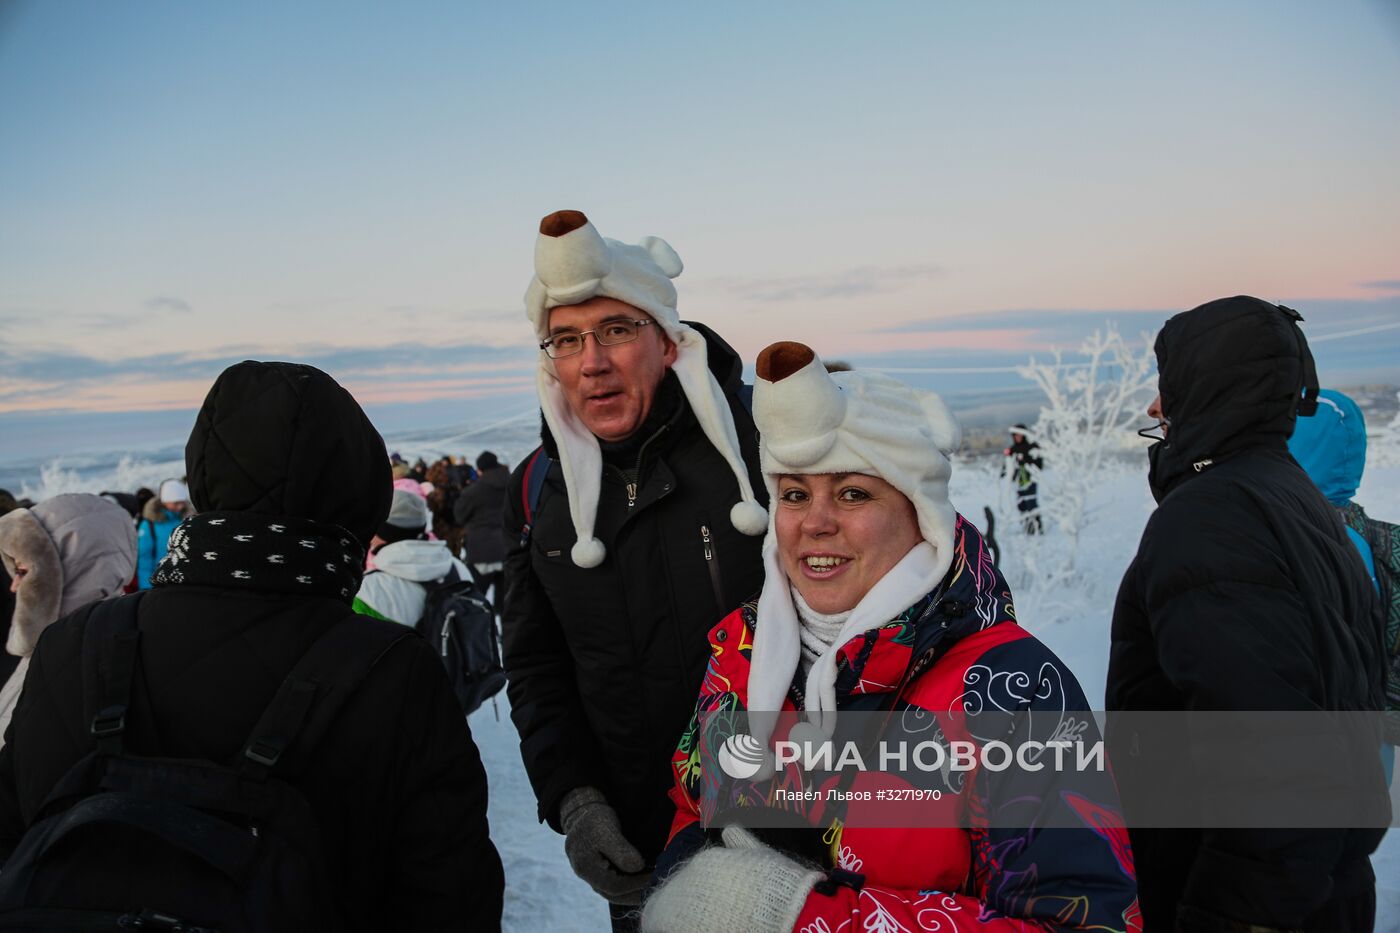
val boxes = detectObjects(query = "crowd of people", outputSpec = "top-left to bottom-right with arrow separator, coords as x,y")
0,209 -> 1394,933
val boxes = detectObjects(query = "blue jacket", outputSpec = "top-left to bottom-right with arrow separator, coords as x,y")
135,500 -> 183,589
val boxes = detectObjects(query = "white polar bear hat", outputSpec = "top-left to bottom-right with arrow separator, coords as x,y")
524,210 -> 768,568
744,341 -> 963,735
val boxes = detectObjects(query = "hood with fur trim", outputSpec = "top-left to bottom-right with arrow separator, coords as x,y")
0,494 -> 136,657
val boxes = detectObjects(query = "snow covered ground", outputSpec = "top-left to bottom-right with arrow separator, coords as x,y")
464,455 -> 1400,932
8,432 -> 1398,930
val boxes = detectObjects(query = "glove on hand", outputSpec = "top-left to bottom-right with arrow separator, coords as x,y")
559,786 -> 650,906
640,825 -> 822,933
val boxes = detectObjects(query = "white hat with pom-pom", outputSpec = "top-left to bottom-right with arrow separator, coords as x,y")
744,341 -> 963,742
524,210 -> 767,569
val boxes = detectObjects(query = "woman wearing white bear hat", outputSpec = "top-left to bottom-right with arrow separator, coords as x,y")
642,342 -> 1139,933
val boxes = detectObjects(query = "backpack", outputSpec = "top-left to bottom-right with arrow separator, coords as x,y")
0,592 -> 409,933
1343,503 -> 1400,743
417,567 -> 506,717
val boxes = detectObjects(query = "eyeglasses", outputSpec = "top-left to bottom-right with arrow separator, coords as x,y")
540,318 -> 655,359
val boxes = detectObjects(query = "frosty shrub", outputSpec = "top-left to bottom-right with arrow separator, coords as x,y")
994,326 -> 1157,606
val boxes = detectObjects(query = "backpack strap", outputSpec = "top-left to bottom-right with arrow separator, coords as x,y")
519,446 -> 551,545
241,617 -> 411,780
81,592 -> 147,758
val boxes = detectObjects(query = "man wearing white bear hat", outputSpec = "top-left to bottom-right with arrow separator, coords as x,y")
502,210 -> 768,925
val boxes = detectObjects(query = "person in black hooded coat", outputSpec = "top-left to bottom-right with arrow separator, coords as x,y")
0,361 -> 504,931
1107,297 -> 1388,933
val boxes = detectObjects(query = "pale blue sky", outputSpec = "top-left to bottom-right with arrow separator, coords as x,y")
1,0 -> 1398,448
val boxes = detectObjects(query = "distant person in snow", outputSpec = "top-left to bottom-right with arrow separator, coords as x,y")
353,489 -> 470,627
135,478 -> 191,589
447,455 -> 475,489
453,450 -> 509,610
0,361 -> 504,930
134,486 -> 156,515
504,210 -> 768,930
424,457 -> 465,558
1108,297 -> 1388,932
0,493 -> 136,743
643,342 -> 1138,933
1288,387 -> 1400,783
1003,423 -> 1043,533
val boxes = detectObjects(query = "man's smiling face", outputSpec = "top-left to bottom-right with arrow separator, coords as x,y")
547,297 -> 677,442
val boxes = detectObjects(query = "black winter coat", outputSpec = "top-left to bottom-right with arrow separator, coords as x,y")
501,323 -> 766,863
1107,297 -> 1387,932
0,361 -> 504,931
455,464 -> 510,566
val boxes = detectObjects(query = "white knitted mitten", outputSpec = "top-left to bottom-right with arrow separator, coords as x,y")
640,827 -> 822,933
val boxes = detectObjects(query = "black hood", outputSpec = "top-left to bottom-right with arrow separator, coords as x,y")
1147,295 -> 1318,500
185,361 -> 391,549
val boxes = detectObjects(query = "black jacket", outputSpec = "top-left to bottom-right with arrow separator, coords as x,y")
454,464 -> 510,566
501,323 -> 766,862
1107,297 -> 1387,931
0,362 -> 504,931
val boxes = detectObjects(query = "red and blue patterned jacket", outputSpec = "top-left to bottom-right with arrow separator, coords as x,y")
659,515 -> 1141,932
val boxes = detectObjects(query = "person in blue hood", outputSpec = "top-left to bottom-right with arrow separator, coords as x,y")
1289,388 -> 1397,784
1288,389 -> 1375,587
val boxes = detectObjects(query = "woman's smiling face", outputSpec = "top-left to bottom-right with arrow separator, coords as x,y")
775,472 -> 922,614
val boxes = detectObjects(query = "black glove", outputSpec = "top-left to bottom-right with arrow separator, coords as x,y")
559,786 -> 650,906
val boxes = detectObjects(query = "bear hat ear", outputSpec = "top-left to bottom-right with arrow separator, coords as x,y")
920,390 -> 962,454
638,236 -> 683,279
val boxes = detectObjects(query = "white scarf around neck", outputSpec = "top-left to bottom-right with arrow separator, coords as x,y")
748,540 -> 944,747
792,587 -> 851,672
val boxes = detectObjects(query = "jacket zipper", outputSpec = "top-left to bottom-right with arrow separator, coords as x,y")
616,424 -> 669,509
700,522 -> 725,614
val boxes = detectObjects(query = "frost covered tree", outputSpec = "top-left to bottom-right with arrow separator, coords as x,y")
998,325 -> 1157,586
